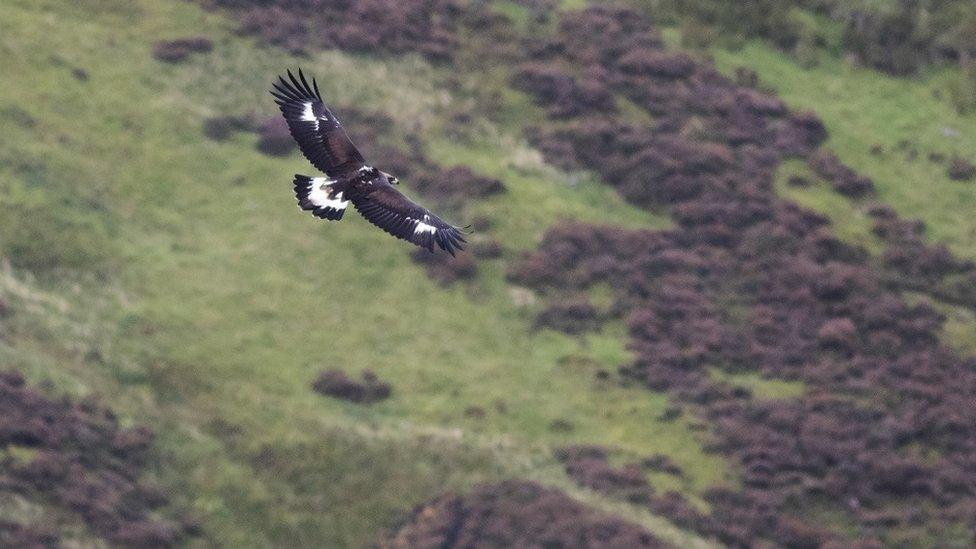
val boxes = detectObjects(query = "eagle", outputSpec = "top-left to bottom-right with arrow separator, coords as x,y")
270,69 -> 466,256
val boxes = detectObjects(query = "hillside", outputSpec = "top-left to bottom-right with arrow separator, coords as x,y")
1,0 -> 975,547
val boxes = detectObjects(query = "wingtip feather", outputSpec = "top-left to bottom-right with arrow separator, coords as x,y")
298,68 -> 313,97
288,70 -> 304,95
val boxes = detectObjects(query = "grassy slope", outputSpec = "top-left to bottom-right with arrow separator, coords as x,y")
0,1 -> 719,546
7,2 -> 969,545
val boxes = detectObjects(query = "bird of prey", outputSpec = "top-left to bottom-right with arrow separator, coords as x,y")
270,69 -> 466,255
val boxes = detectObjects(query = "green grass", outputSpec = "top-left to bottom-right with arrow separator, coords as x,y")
709,368 -> 806,400
0,0 -> 720,546
492,0 -> 534,28
942,306 -> 976,357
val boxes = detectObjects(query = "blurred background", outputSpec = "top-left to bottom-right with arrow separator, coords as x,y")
1,0 -> 975,547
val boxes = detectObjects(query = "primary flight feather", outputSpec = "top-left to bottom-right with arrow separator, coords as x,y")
270,69 -> 467,255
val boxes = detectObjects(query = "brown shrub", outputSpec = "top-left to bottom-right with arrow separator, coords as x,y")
817,317 -> 858,353
780,112 -> 829,155
948,157 -> 976,181
555,446 -> 654,504
410,248 -> 476,285
152,37 -> 213,63
734,67 -> 759,88
311,369 -> 391,404
647,491 -> 717,540
471,239 -> 503,259
641,454 -> 684,477
787,175 -> 811,187
736,89 -> 787,116
511,62 -> 576,103
556,5 -> 662,66
617,50 -> 696,79
807,151 -> 875,198
202,115 -> 254,141
219,0 -> 463,62
534,297 -> 600,334
255,116 -> 293,157
0,370 -> 192,545
0,521 -> 58,548
380,480 -> 668,548
410,166 -> 505,206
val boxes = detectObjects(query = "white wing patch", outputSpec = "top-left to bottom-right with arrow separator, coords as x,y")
307,177 -> 348,210
414,221 -> 437,235
300,102 -> 317,121
300,102 -> 320,131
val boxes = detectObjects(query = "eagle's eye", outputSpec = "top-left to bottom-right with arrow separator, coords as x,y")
391,177 -> 399,185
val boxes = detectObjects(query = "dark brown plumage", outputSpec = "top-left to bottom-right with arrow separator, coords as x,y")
271,69 -> 467,255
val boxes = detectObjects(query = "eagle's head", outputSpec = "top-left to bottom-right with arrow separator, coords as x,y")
381,171 -> 399,185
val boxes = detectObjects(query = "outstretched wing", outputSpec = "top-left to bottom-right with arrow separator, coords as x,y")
270,69 -> 366,178
352,182 -> 467,256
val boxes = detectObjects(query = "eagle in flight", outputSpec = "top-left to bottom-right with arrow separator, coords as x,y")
271,69 -> 466,255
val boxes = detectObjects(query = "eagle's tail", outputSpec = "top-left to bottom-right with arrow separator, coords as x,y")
293,174 -> 349,221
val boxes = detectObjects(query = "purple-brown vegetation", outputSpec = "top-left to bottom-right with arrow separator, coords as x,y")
311,369 -> 391,404
202,114 -> 254,141
0,521 -> 58,548
510,5 -> 976,545
642,454 -> 684,477
152,37 -> 213,63
471,239 -> 504,259
533,297 -> 601,334
0,370 -> 191,547
409,166 -> 506,207
409,248 -> 477,285
255,116 -> 294,157
511,62 -> 616,118
869,204 -> 976,306
210,0 -> 463,61
380,480 -> 669,548
555,445 -> 654,504
552,446 -> 756,544
948,157 -> 976,181
808,150 -> 876,197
